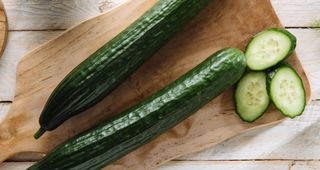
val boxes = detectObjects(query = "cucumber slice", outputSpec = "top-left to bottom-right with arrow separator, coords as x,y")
245,28 -> 296,70
235,72 -> 270,122
267,64 -> 306,118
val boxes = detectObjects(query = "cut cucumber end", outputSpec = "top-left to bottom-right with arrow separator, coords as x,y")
235,72 -> 270,122
245,28 -> 296,70
268,65 -> 306,118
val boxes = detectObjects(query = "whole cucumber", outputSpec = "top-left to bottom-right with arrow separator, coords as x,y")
28,48 -> 247,170
35,0 -> 213,138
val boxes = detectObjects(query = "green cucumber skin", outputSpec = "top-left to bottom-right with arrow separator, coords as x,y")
267,63 -> 306,118
38,0 -> 214,133
245,28 -> 297,71
28,48 -> 247,170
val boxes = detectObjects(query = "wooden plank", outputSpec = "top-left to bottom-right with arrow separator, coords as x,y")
1,0 -> 320,30
2,161 -> 320,170
0,161 -> 292,170
288,29 -> 320,100
3,0 -> 126,30
0,28 -> 319,101
4,0 -> 320,29
0,103 -> 10,122
272,0 -> 320,27
0,162 -> 33,170
3,0 -> 100,30
292,161 -> 320,170
0,31 -> 62,101
178,101 -> 320,160
157,161 -> 291,170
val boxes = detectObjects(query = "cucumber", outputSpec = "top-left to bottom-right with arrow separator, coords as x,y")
235,71 -> 270,122
267,64 -> 306,118
245,28 -> 296,70
34,0 -> 213,139
28,48 -> 247,170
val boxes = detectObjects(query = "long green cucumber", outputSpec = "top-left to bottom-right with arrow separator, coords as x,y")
35,0 -> 213,138
28,48 -> 247,170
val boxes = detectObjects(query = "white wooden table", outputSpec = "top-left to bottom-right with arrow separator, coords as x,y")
0,0 -> 319,169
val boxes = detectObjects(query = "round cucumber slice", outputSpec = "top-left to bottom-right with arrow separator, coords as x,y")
268,65 -> 306,118
235,72 -> 270,122
245,28 -> 296,70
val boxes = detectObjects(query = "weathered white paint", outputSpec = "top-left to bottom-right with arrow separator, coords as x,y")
157,161 -> 291,170
180,101 -> 320,160
3,0 -> 127,30
292,161 -> 320,170
272,0 -> 320,27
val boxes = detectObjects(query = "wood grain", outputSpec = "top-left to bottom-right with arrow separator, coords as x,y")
0,0 -> 311,170
272,0 -> 320,27
291,161 -> 320,170
288,29 -> 320,99
4,161 -> 320,170
0,161 -> 292,170
0,31 -> 61,101
157,161 -> 291,170
3,0 -> 100,30
1,0 -> 320,31
3,0 -> 126,30
0,103 -> 10,123
0,162 -> 36,170
180,101 -> 320,160
161,161 -> 320,170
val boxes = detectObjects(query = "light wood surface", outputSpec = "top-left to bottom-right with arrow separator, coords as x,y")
0,0 -> 319,170
2,161 -> 320,170
2,0 -> 126,30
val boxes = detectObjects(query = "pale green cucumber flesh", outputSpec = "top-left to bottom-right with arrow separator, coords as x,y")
245,28 -> 296,70
268,65 -> 306,118
235,72 -> 270,122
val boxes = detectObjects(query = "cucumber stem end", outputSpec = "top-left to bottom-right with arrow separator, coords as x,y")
34,127 -> 46,139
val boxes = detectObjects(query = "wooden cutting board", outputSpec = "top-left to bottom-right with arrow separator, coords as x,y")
0,0 -> 311,169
